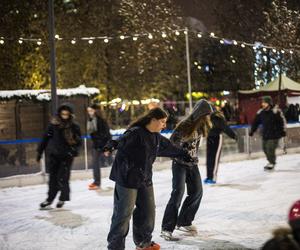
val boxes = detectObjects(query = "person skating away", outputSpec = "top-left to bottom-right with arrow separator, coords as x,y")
37,103 -> 82,209
204,107 -> 237,185
261,200 -> 300,250
249,96 -> 286,170
161,99 -> 213,241
105,108 -> 192,250
87,104 -> 111,190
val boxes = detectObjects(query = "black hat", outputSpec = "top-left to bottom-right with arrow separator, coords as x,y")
57,103 -> 74,114
262,96 -> 273,105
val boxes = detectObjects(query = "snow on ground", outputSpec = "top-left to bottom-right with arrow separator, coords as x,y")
0,154 -> 300,250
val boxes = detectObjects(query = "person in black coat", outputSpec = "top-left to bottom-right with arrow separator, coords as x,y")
37,103 -> 82,209
249,96 -> 286,170
104,108 -> 191,250
87,104 -> 111,190
204,107 -> 237,184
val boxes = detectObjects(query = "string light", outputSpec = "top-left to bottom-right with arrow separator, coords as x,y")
290,50 -> 294,54
104,38 -> 109,43
37,40 -> 42,46
132,36 -> 138,41
0,39 -> 4,44
232,59 -> 236,64
281,50 -> 285,54
233,40 -> 238,45
18,39 -> 23,44
197,33 -> 202,38
220,40 -> 224,44
120,35 -> 125,40
175,30 -> 180,36
162,32 -> 167,38
183,30 -> 188,35
55,34 -> 60,39
148,33 -> 153,39
194,61 -> 198,65
272,48 -> 277,53
71,39 -> 76,44
210,32 -> 215,37
197,65 -> 202,70
241,43 -> 246,48
88,39 -> 93,44
263,47 -> 267,52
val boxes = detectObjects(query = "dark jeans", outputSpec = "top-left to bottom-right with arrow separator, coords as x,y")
162,162 -> 203,232
206,134 -> 223,180
107,184 -> 155,250
47,155 -> 73,202
262,139 -> 279,165
91,148 -> 106,186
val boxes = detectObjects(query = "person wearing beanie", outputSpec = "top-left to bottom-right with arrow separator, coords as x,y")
86,103 -> 111,190
204,105 -> 237,184
261,200 -> 300,250
37,103 -> 82,209
161,99 -> 213,241
249,96 -> 286,170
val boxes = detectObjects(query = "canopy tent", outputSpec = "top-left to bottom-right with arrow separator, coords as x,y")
238,75 -> 300,124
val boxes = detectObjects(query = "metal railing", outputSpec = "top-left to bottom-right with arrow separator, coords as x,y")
0,124 -> 299,179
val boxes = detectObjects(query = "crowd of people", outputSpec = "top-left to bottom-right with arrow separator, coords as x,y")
36,97 -> 295,250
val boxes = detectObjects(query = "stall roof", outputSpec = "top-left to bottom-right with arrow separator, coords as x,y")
0,85 -> 99,101
239,75 -> 300,94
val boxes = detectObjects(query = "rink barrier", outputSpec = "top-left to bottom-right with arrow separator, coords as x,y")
0,123 -> 300,180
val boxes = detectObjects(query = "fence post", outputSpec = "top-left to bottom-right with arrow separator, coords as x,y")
245,127 -> 250,157
84,137 -> 88,171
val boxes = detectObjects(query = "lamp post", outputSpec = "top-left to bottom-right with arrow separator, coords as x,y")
48,0 -> 58,115
184,27 -> 193,113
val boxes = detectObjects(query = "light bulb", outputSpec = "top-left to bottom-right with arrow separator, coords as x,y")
220,40 -> 224,44
210,32 -> 215,37
120,35 -> 125,40
37,41 -> 42,45
18,39 -> 23,44
233,40 -> 238,45
71,40 -> 76,44
88,40 -> 93,44
241,44 -> 246,48
133,36 -> 138,41
148,33 -> 153,39
197,33 -> 202,38
175,31 -> 180,36
162,33 -> 167,38
104,38 -> 109,43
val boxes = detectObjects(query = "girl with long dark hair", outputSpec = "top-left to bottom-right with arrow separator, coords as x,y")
37,103 -> 82,209
105,108 -> 191,250
161,99 -> 213,241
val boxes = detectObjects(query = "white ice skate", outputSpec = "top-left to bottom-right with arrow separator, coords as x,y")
176,225 -> 198,236
264,163 -> 275,171
160,230 -> 180,241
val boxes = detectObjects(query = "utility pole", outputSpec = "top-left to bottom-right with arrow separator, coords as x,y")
185,27 -> 193,113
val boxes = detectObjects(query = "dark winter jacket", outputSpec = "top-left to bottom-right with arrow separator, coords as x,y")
262,227 -> 300,250
172,99 -> 213,167
208,111 -> 237,140
87,116 -> 111,150
37,111 -> 82,159
105,126 -> 189,189
250,105 -> 286,140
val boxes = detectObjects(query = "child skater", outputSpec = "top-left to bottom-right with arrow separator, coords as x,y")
37,103 -> 82,209
105,108 -> 192,250
161,99 -> 213,241
204,106 -> 237,184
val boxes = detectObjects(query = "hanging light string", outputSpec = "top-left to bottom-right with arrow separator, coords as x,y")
0,28 -> 299,54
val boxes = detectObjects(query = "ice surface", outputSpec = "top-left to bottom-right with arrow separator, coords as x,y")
1,154 -> 300,250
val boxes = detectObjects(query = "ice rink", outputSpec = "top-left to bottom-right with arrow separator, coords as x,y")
1,153 -> 300,250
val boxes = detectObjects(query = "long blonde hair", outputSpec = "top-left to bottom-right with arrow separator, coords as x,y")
175,115 -> 211,141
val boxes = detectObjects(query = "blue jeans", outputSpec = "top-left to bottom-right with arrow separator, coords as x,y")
162,162 -> 203,232
107,184 -> 155,250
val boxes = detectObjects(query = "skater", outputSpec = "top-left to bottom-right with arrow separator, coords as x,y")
105,107 -> 192,250
161,99 -> 213,241
37,103 -> 82,209
87,104 -> 111,190
261,200 -> 300,250
249,96 -> 286,170
204,106 -> 237,184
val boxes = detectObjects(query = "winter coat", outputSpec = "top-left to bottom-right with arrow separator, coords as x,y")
37,116 -> 82,159
262,227 -> 300,250
172,99 -> 213,167
105,126 -> 189,189
208,111 -> 237,140
250,105 -> 286,140
87,116 -> 111,150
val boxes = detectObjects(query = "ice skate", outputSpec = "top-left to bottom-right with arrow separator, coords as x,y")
39,200 -> 52,210
160,230 -> 180,241
56,201 -> 65,208
264,163 -> 275,171
136,241 -> 160,250
204,178 -> 216,185
176,224 -> 198,234
88,183 -> 100,190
